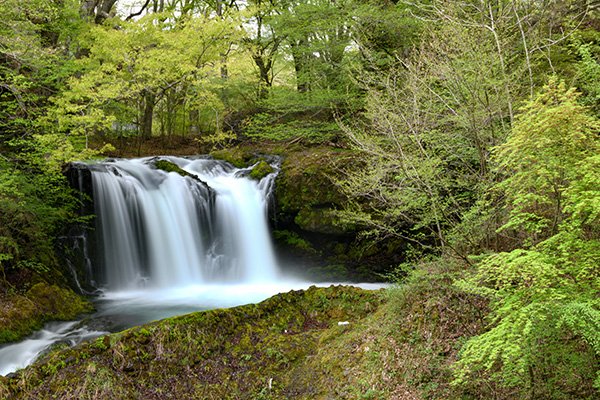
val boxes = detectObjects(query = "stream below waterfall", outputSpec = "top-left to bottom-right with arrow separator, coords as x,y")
0,156 -> 387,376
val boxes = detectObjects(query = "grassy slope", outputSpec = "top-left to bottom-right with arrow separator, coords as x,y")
1,265 -> 486,400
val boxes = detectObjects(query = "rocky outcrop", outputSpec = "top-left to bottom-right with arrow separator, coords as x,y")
0,282 -> 93,345
209,144 -> 401,281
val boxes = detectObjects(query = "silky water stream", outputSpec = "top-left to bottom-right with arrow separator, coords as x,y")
0,156 -> 381,376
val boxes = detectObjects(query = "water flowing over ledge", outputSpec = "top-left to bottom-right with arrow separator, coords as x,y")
0,156 -> 387,376
90,156 -> 279,290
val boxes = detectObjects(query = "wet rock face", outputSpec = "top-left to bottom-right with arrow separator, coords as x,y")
63,162 -> 94,215
271,147 -> 379,281
209,144 -> 402,282
60,163 -> 99,293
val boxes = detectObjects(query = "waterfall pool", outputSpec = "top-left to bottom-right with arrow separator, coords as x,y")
0,282 -> 387,376
0,156 -> 388,376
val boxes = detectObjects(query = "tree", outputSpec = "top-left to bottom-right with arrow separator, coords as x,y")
0,0 -> 83,141
335,0 -> 592,258
244,0 -> 285,98
80,0 -> 118,24
454,80 -> 600,399
272,0 -> 355,93
47,11 -> 240,140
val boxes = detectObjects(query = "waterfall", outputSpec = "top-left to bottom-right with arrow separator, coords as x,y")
89,156 -> 279,290
0,155 -> 388,377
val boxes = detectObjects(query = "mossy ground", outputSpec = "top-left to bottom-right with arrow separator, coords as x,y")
0,282 -> 93,344
4,286 -> 382,399
2,262 -> 491,400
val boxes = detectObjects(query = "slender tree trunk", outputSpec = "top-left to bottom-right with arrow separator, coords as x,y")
80,0 -> 118,24
141,91 -> 155,139
291,42 -> 309,93
189,109 -> 199,136
253,56 -> 273,98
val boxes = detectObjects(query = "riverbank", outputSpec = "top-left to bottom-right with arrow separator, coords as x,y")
1,263 -> 488,399
0,282 -> 92,345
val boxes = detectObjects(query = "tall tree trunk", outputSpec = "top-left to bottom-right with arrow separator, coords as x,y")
253,56 -> 272,98
290,42 -> 309,93
141,91 -> 155,139
189,109 -> 199,136
80,0 -> 118,24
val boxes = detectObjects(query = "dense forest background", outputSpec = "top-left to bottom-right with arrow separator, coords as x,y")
1,0 -> 599,398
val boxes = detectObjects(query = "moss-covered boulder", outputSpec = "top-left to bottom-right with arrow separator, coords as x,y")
294,207 -> 351,235
210,147 -> 256,168
153,159 -> 194,177
0,283 -> 93,344
249,160 -> 275,180
5,286 -> 383,399
274,146 -> 352,215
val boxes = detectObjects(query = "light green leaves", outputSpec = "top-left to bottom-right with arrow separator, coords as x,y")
454,79 -> 600,397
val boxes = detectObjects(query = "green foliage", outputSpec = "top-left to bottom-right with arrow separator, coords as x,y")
453,81 -> 600,398
46,11 -> 241,138
244,87 -> 356,143
0,0 -> 83,140
494,79 -> 600,244
0,160 -> 71,273
272,230 -> 316,253
352,1 -> 422,70
572,30 -> 600,116
336,8 -> 518,253
0,132 -> 111,287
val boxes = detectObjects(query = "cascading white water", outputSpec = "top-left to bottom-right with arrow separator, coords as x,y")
0,155 -> 388,377
0,322 -> 106,376
91,156 -> 279,290
0,156 -> 285,377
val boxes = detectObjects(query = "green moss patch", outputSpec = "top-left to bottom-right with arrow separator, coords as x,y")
274,146 -> 354,214
210,147 -> 255,168
0,283 -> 93,344
6,286 -> 384,399
153,159 -> 194,177
249,160 -> 275,180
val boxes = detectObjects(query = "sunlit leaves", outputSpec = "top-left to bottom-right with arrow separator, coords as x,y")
46,11 -> 241,136
495,79 -> 600,242
454,80 -> 600,397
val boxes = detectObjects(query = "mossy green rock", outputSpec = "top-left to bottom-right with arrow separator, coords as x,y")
154,159 -> 194,177
210,147 -> 255,168
274,147 -> 353,214
294,208 -> 349,235
249,160 -> 275,180
6,286 -> 383,399
0,283 -> 93,344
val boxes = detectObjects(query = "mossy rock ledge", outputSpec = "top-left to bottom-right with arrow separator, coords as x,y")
4,286 -> 384,399
249,160 -> 275,180
152,159 -> 213,192
209,144 -> 403,281
0,282 -> 93,345
152,159 -> 194,177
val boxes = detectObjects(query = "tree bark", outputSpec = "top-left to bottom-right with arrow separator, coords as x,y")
290,41 -> 309,93
80,0 -> 118,24
141,91 -> 156,139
